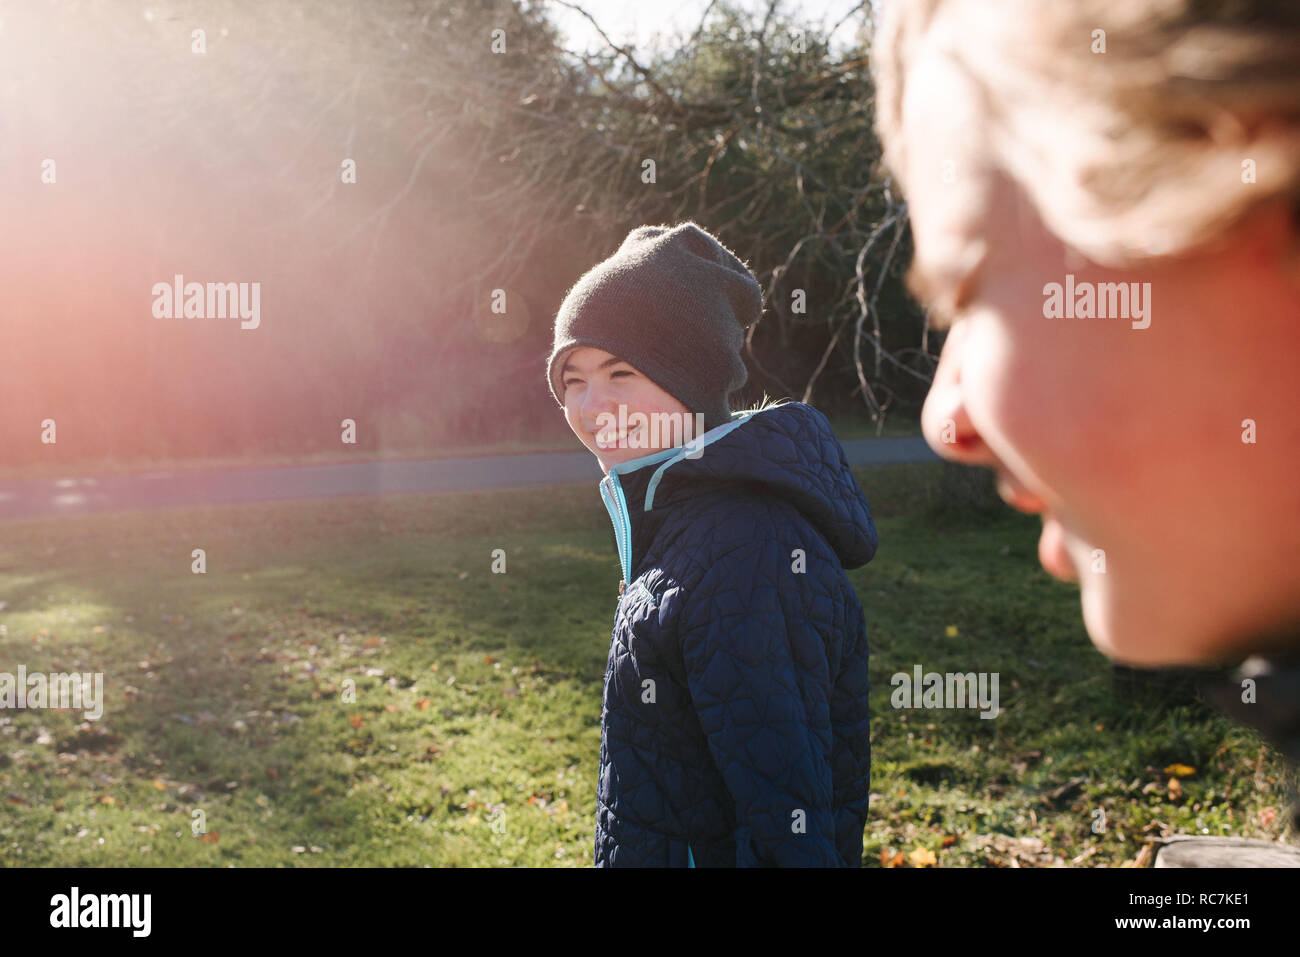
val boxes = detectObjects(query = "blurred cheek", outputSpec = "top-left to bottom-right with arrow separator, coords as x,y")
962,294 -> 1123,537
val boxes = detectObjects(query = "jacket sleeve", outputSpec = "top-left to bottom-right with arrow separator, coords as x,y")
679,538 -> 841,867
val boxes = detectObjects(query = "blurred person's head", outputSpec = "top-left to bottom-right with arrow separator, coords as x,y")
872,0 -> 1300,666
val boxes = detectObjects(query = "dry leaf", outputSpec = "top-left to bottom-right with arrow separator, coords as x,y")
199,830 -> 220,844
415,699 -> 430,710
945,625 -> 959,638
349,714 -> 364,729
909,847 -> 938,868
1163,763 -> 1196,777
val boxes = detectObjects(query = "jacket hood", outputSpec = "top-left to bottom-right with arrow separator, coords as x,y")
609,401 -> 878,570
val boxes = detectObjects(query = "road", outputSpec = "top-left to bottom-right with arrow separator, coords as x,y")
0,436 -> 939,521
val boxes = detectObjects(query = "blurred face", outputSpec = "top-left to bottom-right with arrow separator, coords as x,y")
899,45 -> 1300,665
559,346 -> 694,473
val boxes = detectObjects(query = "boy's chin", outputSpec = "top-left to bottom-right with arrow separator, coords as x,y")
1081,585 -> 1212,668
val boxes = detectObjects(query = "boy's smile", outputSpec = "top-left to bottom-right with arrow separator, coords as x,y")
559,346 -> 695,473
594,420 -> 642,451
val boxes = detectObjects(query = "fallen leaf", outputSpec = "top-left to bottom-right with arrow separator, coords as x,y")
1260,806 -> 1277,827
1163,763 -> 1196,778
945,625 -> 959,638
349,714 -> 364,729
941,835 -> 957,848
1167,777 -> 1182,799
909,847 -> 937,868
152,779 -> 167,791
98,795 -> 116,806
415,699 -> 430,710
485,656 -> 495,664
199,831 -> 220,843
385,704 -> 398,713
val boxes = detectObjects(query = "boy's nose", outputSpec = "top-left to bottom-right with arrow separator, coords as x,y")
920,322 -> 997,468
580,384 -> 619,433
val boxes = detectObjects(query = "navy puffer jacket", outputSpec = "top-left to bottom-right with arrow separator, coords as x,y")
593,401 -> 877,867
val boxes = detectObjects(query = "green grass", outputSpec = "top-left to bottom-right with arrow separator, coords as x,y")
0,464 -> 1292,866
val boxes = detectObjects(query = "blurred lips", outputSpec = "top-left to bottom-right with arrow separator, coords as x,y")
995,469 -> 1078,582
995,471 -> 1044,514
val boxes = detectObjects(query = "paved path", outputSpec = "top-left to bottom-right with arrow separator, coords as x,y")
0,436 -> 938,521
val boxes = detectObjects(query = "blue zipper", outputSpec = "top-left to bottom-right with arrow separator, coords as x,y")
599,471 -> 632,589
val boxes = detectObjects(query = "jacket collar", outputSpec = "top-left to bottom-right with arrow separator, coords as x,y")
1201,651 -> 1300,766
1200,647 -> 1300,828
599,413 -> 757,586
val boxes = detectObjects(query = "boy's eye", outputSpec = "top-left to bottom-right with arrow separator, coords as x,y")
611,369 -> 634,378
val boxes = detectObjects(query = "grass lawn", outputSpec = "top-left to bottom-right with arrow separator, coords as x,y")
0,464 -> 1292,866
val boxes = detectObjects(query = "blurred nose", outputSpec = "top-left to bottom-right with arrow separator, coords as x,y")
920,321 -> 997,468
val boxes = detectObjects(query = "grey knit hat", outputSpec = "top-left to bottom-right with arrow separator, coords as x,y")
546,221 -> 764,432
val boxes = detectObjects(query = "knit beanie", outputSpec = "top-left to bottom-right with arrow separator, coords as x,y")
546,221 -> 764,432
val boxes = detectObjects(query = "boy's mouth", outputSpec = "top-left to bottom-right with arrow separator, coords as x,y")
594,423 -> 642,450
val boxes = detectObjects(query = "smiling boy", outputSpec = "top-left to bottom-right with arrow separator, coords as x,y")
546,222 -> 878,866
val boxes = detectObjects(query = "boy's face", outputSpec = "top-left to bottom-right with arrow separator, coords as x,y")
899,44 -> 1300,666
559,346 -> 694,473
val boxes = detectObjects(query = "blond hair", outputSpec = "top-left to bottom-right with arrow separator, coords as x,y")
872,0 -> 1300,266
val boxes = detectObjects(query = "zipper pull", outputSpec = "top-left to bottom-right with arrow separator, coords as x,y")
618,579 -> 626,597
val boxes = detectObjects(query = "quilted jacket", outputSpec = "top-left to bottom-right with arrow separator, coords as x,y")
593,400 -> 878,866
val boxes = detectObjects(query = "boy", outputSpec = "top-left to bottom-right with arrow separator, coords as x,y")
546,222 -> 879,866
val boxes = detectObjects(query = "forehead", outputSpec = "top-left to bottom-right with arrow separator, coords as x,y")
561,346 -> 622,370
897,38 -> 999,300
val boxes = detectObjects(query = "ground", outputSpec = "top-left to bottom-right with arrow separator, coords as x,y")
0,464 -> 1291,866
